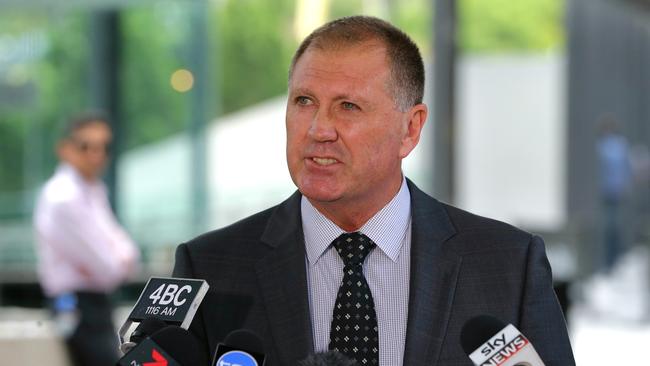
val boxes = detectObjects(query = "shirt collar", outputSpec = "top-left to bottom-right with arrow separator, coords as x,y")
302,177 -> 411,265
57,163 -> 105,193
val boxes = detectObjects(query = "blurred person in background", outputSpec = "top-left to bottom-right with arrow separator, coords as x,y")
597,117 -> 632,273
33,113 -> 140,366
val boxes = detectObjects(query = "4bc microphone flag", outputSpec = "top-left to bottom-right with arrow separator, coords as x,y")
128,277 -> 209,327
119,277 -> 209,347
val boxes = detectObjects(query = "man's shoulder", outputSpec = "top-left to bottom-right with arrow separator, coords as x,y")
441,204 -> 537,257
189,206 -> 276,245
37,170 -> 83,208
442,203 -> 528,236
182,192 -> 301,256
408,182 -> 534,252
409,180 -> 529,237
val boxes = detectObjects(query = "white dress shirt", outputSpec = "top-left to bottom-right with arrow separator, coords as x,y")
302,178 -> 411,366
34,163 -> 140,297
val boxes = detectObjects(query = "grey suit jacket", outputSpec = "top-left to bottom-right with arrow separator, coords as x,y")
172,180 -> 575,365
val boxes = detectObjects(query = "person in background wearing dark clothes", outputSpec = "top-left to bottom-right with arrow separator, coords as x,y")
34,113 -> 140,366
597,118 -> 632,272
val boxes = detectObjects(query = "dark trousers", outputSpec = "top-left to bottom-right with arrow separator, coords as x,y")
60,292 -> 120,366
603,197 -> 626,271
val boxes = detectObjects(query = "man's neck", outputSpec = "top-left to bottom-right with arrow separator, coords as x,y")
61,162 -> 100,184
307,177 -> 405,232
309,203 -> 375,232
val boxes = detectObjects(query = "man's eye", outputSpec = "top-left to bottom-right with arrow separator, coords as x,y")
296,96 -> 312,105
342,102 -> 357,110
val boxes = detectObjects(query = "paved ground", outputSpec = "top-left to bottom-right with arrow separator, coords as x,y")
570,246 -> 650,365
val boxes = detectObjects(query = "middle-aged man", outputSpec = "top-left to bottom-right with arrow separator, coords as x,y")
173,16 -> 575,365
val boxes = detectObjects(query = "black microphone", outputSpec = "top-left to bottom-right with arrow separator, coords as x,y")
116,325 -> 207,366
129,317 -> 167,345
298,351 -> 358,366
118,277 -> 209,351
212,329 -> 266,366
460,315 -> 545,366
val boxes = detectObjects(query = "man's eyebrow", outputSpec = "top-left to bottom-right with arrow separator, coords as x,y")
289,87 -> 313,96
289,88 -> 371,105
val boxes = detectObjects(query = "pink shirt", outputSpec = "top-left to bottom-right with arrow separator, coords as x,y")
34,163 -> 140,296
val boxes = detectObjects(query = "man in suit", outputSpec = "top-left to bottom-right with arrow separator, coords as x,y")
173,16 -> 575,365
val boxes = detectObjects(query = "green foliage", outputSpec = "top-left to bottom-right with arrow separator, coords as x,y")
392,0 -> 433,58
0,115 -> 26,192
0,12 -> 48,33
32,12 -> 90,178
0,11 -> 89,197
459,0 -> 564,53
121,7 -> 190,150
213,0 -> 296,115
33,13 -> 89,121
330,0 -> 363,19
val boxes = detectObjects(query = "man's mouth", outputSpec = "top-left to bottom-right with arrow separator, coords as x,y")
311,157 -> 338,166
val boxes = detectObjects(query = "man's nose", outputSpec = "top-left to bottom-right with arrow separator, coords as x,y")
307,108 -> 337,142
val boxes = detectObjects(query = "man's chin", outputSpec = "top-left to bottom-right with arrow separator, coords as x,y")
298,186 -> 343,205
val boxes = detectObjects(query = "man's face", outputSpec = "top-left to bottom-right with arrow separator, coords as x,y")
59,121 -> 112,181
286,41 -> 425,221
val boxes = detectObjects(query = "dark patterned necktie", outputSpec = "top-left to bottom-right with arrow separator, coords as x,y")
328,232 -> 379,365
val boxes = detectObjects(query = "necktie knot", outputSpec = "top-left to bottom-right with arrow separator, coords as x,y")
333,232 -> 376,267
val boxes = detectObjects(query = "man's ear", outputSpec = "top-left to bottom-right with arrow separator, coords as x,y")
399,103 -> 428,158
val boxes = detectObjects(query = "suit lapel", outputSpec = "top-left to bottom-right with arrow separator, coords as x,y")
252,183 -> 460,365
403,181 -> 461,366
255,192 -> 313,365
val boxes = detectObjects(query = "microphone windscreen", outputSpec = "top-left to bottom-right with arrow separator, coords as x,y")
150,326 -> 207,365
223,329 -> 264,354
460,315 -> 507,355
298,350 -> 358,366
129,317 -> 167,344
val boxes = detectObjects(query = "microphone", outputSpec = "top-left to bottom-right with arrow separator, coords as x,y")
129,317 -> 168,345
212,329 -> 266,366
460,315 -> 545,366
118,277 -> 209,350
116,325 -> 207,366
298,351 -> 358,366
121,317 -> 168,353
